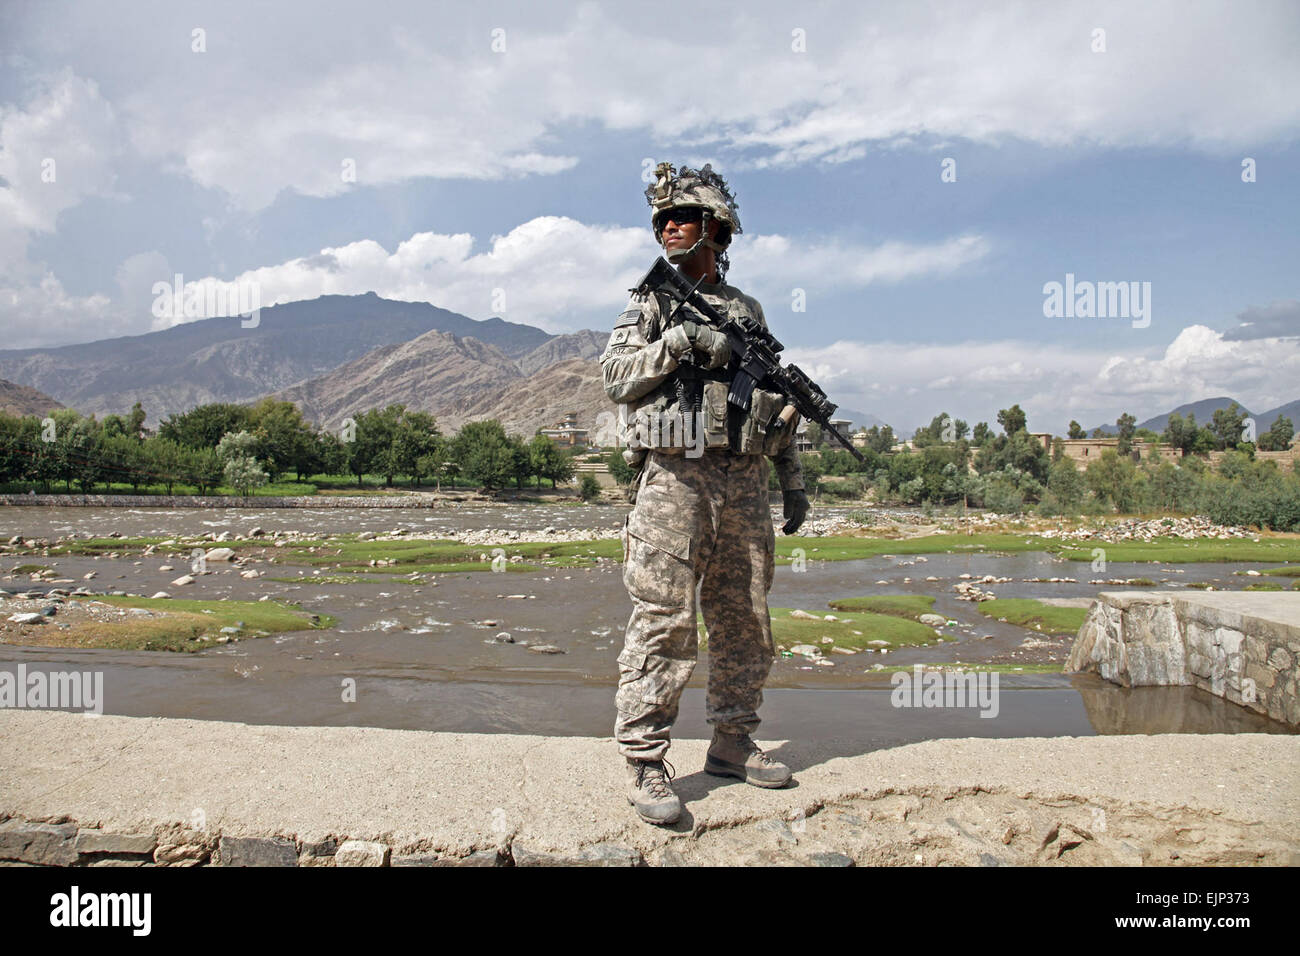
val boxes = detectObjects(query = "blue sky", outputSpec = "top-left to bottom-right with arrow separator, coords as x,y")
2,0 -> 1298,434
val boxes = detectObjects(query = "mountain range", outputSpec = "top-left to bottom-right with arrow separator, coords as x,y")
0,379 -> 64,418
0,294 -> 594,431
2,293 -> 1294,444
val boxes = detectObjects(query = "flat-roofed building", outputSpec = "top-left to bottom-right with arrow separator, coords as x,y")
540,411 -> 589,448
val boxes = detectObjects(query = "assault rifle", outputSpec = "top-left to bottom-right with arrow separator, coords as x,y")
630,256 -> 865,463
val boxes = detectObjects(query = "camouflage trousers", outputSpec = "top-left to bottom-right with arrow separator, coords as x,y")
615,448 -> 776,760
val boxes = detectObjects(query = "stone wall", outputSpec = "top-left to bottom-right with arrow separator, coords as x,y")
1067,591 -> 1300,726
0,817 -> 509,867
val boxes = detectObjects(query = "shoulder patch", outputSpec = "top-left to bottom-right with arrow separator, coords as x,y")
615,308 -> 640,327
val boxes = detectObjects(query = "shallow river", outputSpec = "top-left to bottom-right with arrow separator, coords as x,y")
2,505 -> 1294,746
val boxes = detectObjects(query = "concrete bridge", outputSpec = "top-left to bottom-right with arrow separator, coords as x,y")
1,711 -> 1296,867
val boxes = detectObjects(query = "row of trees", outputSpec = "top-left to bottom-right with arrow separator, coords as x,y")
716,404 -> 1297,530
1063,402 -> 1295,454
0,400 -> 579,494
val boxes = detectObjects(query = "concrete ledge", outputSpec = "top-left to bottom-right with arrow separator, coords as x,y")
1068,592 -> 1300,725
1,712 -> 1297,866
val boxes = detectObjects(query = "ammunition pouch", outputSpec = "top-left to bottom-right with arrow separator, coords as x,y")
737,387 -> 800,456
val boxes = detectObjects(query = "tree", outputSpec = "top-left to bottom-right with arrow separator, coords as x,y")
318,431 -> 349,478
606,449 -> 635,486
249,398 -> 317,482
452,420 -> 514,490
971,422 -> 991,445
1116,413 -> 1137,456
48,411 -> 95,492
216,430 -> 266,496
128,401 -> 147,440
1046,458 -> 1087,510
1210,402 -> 1249,451
913,412 -> 968,448
189,447 -> 224,494
507,436 -> 533,489
68,419 -> 105,492
1067,420 -> 1085,439
159,403 -> 255,449
392,410 -> 442,486
223,455 -> 268,497
101,414 -> 128,439
530,434 -> 574,488
973,429 -> 1050,485
149,439 -> 187,495
996,404 -> 1027,437
1085,449 -> 1145,513
215,429 -> 259,463
1258,415 -> 1295,452
101,433 -> 145,491
579,474 -> 602,501
351,405 -> 404,487
1161,412 -> 1199,455
862,424 -> 896,454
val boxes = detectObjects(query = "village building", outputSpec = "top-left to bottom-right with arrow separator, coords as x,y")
539,411 -> 589,449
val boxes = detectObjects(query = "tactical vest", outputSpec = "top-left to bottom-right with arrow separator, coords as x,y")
620,290 -> 798,462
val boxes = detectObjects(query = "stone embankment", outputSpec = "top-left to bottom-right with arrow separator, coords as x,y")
1068,592 -> 1300,726
1,712 -> 1296,867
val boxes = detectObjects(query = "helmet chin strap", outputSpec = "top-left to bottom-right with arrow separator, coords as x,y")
663,211 -> 726,268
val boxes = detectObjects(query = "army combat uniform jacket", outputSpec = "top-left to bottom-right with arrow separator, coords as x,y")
601,277 -> 802,760
601,279 -> 804,493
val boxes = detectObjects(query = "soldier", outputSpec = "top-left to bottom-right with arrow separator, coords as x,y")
601,162 -> 810,825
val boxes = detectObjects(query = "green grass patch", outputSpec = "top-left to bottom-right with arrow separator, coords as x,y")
8,596 -> 336,653
754,606 -> 940,651
976,598 -> 1087,635
44,537 -> 168,556
1244,582 -> 1284,591
1055,538 -> 1300,564
1258,565 -> 1300,577
826,594 -> 936,620
776,532 -> 1053,563
12,564 -> 51,574
283,535 -> 622,573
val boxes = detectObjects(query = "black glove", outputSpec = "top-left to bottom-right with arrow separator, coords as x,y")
782,489 -> 809,535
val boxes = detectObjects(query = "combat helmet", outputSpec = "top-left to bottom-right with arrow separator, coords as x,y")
645,162 -> 742,273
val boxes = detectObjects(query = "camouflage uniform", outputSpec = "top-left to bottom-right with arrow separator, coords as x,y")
603,277 -> 804,761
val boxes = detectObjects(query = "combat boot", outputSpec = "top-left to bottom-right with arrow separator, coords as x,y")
625,757 -> 680,825
705,731 -> 792,788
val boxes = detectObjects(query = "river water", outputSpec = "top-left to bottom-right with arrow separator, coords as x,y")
2,505 -> 1294,745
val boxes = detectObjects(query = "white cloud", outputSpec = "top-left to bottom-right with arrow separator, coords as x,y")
146,218 -> 987,336
786,324 -> 1300,434
0,70 -> 125,347
8,1 -> 1296,211
0,69 -> 121,235
739,234 -> 989,297
0,271 -> 116,348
